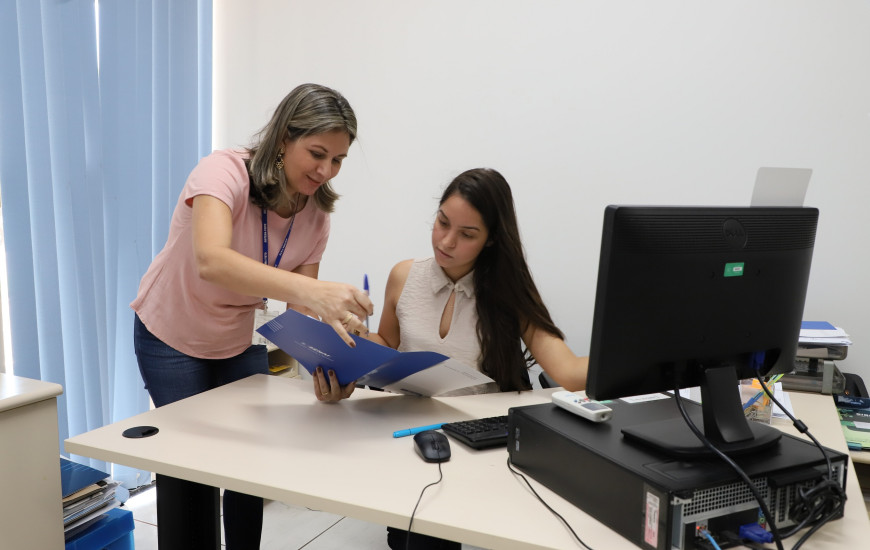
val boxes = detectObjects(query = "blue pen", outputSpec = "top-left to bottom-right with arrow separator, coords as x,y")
742,374 -> 783,410
393,423 -> 445,438
363,274 -> 370,330
742,391 -> 764,410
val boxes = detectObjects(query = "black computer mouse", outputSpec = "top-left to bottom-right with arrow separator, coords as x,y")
413,430 -> 451,463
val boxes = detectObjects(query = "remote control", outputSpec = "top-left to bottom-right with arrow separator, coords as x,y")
551,391 -> 613,422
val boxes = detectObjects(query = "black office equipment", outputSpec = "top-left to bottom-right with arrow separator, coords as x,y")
586,205 -> 818,456
413,430 -> 451,463
441,415 -> 509,449
842,372 -> 869,398
507,205 -> 845,549
508,397 -> 847,550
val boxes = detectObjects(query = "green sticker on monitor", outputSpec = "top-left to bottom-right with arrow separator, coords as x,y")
724,262 -> 744,277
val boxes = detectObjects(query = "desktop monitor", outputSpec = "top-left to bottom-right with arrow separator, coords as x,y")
586,205 -> 819,457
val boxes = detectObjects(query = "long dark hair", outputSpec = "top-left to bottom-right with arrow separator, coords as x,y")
246,83 -> 357,213
440,168 -> 564,391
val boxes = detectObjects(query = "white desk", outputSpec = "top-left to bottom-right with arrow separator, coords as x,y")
66,375 -> 870,549
1,373 -> 64,549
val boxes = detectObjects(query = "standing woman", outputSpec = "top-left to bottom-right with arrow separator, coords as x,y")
131,83 -> 372,549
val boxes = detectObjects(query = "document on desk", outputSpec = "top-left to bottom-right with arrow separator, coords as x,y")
256,308 -> 494,396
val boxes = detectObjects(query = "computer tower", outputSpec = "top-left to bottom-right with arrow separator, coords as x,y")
507,396 -> 847,549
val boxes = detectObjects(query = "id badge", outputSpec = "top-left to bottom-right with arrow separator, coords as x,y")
252,303 -> 279,346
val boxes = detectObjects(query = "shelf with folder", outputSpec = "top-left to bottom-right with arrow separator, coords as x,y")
61,457 -> 122,541
796,321 -> 851,359
797,344 -> 849,360
267,348 -> 301,377
780,321 -> 851,395
781,358 -> 846,394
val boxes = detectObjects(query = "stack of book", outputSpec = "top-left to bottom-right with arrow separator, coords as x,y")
61,457 -> 121,540
834,394 -> 870,451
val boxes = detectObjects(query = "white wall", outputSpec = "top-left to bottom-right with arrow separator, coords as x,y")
214,1 -> 870,383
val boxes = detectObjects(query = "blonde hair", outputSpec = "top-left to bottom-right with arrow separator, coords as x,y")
247,83 -> 357,213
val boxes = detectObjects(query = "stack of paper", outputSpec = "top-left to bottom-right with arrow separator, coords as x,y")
61,457 -> 120,540
798,321 -> 851,360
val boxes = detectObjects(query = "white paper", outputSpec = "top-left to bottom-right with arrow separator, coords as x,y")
770,383 -> 794,419
799,335 -> 852,346
800,326 -> 849,339
620,393 -> 672,403
64,501 -> 120,533
377,358 -> 494,397
750,167 -> 812,207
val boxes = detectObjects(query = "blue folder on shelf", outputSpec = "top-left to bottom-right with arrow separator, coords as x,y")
61,457 -> 109,498
801,321 -> 837,331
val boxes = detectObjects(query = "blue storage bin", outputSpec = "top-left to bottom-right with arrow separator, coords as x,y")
65,507 -> 134,550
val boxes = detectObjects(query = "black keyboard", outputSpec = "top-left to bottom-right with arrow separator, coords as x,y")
441,415 -> 509,449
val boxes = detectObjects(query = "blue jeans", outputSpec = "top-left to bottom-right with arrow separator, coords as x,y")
134,313 -> 268,407
134,314 -> 268,549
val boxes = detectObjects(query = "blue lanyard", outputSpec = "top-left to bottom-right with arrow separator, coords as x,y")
261,207 -> 296,268
261,205 -> 297,305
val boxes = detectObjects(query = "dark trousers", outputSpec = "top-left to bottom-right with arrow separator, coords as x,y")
134,314 -> 268,549
387,526 -> 461,550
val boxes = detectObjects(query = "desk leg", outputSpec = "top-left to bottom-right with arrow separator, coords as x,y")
156,474 -> 221,549
854,461 -> 870,516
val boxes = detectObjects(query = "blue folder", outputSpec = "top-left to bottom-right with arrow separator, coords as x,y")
61,457 -> 109,498
256,309 -> 451,387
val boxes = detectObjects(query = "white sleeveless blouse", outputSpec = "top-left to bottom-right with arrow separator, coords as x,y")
396,258 -> 498,394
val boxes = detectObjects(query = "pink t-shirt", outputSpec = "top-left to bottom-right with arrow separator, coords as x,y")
131,149 -> 330,359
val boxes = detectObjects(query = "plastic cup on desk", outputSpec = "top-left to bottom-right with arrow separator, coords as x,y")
741,380 -> 773,424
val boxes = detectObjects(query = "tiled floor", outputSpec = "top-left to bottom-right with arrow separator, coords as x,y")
123,484 -> 485,549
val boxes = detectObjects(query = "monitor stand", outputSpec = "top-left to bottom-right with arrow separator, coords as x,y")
621,366 -> 782,458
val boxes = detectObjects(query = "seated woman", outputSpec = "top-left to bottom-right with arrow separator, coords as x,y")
368,167 -> 588,394
360,167 -> 589,550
